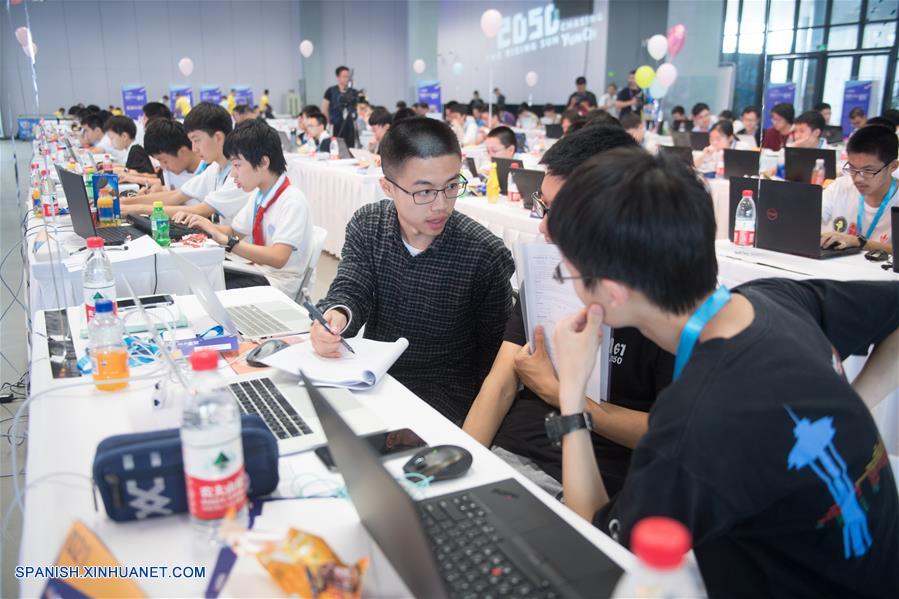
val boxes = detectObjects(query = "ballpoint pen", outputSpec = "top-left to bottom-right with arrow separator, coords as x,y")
302,300 -> 355,354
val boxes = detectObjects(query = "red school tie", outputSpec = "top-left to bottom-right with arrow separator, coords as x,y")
252,177 -> 291,246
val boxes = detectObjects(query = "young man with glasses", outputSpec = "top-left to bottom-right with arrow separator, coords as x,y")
821,125 -> 898,253
310,117 -> 515,423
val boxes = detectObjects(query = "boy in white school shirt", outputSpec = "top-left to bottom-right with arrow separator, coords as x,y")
174,119 -> 312,297
821,124 -> 899,254
119,102 -> 250,224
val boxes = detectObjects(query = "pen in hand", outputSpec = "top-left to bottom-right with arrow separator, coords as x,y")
302,300 -> 355,355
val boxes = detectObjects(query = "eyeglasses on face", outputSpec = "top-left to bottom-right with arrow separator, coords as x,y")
841,161 -> 889,180
385,174 -> 468,205
552,261 -> 592,284
532,191 -> 549,218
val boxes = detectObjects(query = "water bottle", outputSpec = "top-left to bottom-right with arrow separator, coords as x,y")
612,517 -> 705,598
150,201 -> 171,247
31,165 -> 42,217
486,162 -> 500,203
40,170 -> 59,219
329,137 -> 340,160
734,189 -> 756,255
811,158 -> 826,186
508,164 -> 521,202
89,299 -> 129,392
181,349 -> 249,541
83,236 -> 116,322
102,154 -> 113,173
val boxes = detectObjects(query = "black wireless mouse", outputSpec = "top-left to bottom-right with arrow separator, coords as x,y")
403,444 -> 473,482
865,249 -> 889,262
246,339 -> 288,367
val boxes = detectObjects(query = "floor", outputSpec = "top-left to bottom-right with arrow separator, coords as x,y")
0,138 -> 339,597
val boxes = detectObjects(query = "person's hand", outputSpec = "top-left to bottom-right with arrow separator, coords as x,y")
553,304 -> 605,415
309,309 -> 349,358
513,326 -> 560,407
702,144 -> 717,157
820,231 -> 860,250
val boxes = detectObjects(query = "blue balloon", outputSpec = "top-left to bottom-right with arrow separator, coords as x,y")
649,80 -> 668,99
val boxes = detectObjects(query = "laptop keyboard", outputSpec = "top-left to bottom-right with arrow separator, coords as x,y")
418,493 -> 560,599
229,378 -> 313,440
227,304 -> 288,337
97,226 -> 141,244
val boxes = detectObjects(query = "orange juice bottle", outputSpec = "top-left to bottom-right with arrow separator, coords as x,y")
89,299 -> 129,391
486,162 -> 500,203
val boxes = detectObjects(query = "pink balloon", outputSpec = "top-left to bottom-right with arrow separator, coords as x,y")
667,24 -> 686,59
178,57 -> 194,77
22,42 -> 36,59
15,27 -> 29,46
11,0 -> 24,5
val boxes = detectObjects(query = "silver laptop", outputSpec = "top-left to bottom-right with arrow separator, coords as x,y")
277,130 -> 297,153
349,147 -> 372,162
169,250 -> 311,340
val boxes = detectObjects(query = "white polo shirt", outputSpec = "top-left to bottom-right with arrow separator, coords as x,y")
162,160 -> 206,191
230,175 -> 313,299
821,175 -> 899,245
179,161 -> 250,223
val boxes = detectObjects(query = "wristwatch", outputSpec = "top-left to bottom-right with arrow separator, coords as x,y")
224,235 -> 240,253
545,411 -> 593,447
857,234 -> 868,250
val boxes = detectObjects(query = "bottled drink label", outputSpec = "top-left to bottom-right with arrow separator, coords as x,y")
182,432 -> 247,520
84,283 -> 116,321
92,347 -> 129,391
734,228 -> 755,247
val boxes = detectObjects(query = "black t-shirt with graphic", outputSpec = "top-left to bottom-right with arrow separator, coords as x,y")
594,278 -> 899,598
492,285 -> 673,496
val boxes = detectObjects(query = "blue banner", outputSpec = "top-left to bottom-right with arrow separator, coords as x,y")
417,80 -> 442,113
232,86 -> 253,108
763,83 -> 796,129
200,85 -> 222,105
121,84 -> 147,119
841,81 -> 873,133
169,86 -> 193,115
16,116 -> 42,140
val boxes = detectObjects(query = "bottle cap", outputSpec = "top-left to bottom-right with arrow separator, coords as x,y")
153,201 -> 164,209
741,189 -> 753,196
631,517 -> 691,570
190,348 -> 219,371
95,299 -> 114,314
86,236 -> 104,249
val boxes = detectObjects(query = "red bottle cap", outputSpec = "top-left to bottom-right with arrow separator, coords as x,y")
86,237 -> 104,249
631,517 -> 691,570
741,189 -> 753,197
190,349 -> 219,371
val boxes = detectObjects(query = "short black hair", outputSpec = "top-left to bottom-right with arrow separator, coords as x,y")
336,65 -> 349,76
142,101 -> 172,121
619,111 -> 642,131
710,119 -> 734,137
880,108 -> 899,127
540,124 -> 639,177
585,109 -> 622,129
306,112 -> 327,127
183,102 -> 233,136
396,100 -> 408,109
379,117 -> 461,179
233,104 -> 254,115
103,115 -> 136,139
80,112 -> 106,131
576,76 -> 587,85
393,107 -> 416,122
866,116 -> 896,129
794,110 -> 825,134
718,110 -> 735,121
85,104 -> 101,113
223,119 -> 287,175
849,106 -> 867,119
544,103 -> 556,113
691,102 -> 710,117
447,103 -> 468,116
672,105 -> 685,116
369,107 -> 392,127
813,102 -> 831,111
264,88 -> 269,94
846,125 -> 898,163
548,148 -> 717,314
143,118 -> 191,157
486,126 -> 516,149
771,103 -> 795,124
741,105 -> 760,117
300,105 -> 321,118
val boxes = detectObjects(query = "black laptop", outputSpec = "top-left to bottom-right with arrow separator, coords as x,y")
303,373 -> 624,599
784,147 -> 837,183
545,124 -> 563,139
723,149 -> 760,178
756,179 -> 860,259
511,168 -> 545,209
659,145 -> 693,166
689,131 -> 710,151
823,125 -> 843,145
56,165 -> 143,245
671,131 -> 691,148
492,157 -> 524,195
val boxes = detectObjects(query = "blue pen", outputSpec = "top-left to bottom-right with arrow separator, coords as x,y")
302,300 -> 355,354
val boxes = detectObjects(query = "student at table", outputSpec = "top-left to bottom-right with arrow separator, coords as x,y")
302,112 -> 331,151
691,102 -> 712,132
368,106 -> 392,154
541,104 -> 561,125
462,125 -> 672,497
174,119 -> 312,296
821,125 -> 898,254
814,102 -> 832,125
447,103 -> 479,146
120,102 -> 250,223
484,126 -> 517,160
547,146 -> 899,597
142,118 -> 205,192
103,115 -> 155,174
233,104 -> 257,124
694,120 -> 750,170
762,102 -> 795,150
670,105 -> 689,132
310,117 -> 515,423
80,111 -> 124,161
138,101 -> 173,145
850,107 -> 868,132
735,105 -> 761,146
296,105 -> 322,145
789,110 -> 828,149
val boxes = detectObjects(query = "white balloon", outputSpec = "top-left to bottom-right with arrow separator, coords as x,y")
15,26 -> 29,46
413,58 -> 426,74
647,34 -> 669,61
655,62 -> 678,87
452,62 -> 464,76
480,9 -> 503,38
178,57 -> 194,77
299,40 -> 314,58
649,80 -> 668,99
525,71 -> 538,87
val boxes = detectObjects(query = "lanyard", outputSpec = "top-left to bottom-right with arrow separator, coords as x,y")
857,179 -> 896,239
253,174 -> 288,222
215,163 -> 232,189
673,286 -> 732,381
252,175 -> 291,246
194,160 -> 207,175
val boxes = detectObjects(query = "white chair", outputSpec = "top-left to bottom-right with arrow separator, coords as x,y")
294,225 -> 328,303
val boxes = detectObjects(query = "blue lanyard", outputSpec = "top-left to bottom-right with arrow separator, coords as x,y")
673,286 -> 732,381
215,163 -> 232,189
253,174 -> 287,222
194,160 -> 207,175
857,179 -> 896,239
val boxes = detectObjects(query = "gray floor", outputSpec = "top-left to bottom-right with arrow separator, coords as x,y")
0,138 -> 339,597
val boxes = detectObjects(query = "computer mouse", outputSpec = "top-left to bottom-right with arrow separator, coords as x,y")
865,249 -> 889,262
403,445 -> 473,482
245,339 -> 288,368
823,239 -> 841,250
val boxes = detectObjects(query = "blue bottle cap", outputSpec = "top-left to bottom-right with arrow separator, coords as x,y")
95,299 -> 114,313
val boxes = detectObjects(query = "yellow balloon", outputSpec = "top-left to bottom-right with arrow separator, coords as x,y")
634,65 -> 656,89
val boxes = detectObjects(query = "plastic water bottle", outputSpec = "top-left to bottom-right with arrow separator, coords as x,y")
811,158 -> 826,186
733,189 -> 756,255
40,169 -> 59,219
612,517 -> 705,598
329,137 -> 340,160
486,162 -> 500,203
89,299 -> 129,392
150,201 -> 171,247
181,349 -> 248,541
83,236 -> 116,322
102,154 -> 113,173
508,164 -> 521,202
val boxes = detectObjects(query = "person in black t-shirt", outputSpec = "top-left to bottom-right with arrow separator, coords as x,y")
462,125 -> 673,497
321,65 -> 357,148
546,147 -> 899,598
615,70 -> 644,118
566,76 -> 598,112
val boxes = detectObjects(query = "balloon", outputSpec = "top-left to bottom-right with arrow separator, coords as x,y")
299,40 -> 314,58
634,65 -> 656,89
647,34 -> 668,60
413,59 -> 426,74
452,61 -> 464,75
15,27 -> 29,46
11,0 -> 24,5
22,42 -> 36,59
480,9 -> 503,38
655,62 -> 678,87
649,80 -> 668,99
178,57 -> 194,76
667,24 -> 687,59
525,71 -> 538,87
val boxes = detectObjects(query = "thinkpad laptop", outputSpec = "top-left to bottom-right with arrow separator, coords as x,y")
56,165 -> 143,245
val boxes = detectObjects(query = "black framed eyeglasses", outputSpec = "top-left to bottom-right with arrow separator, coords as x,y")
552,262 -> 590,284
532,192 -> 549,218
841,161 -> 889,180
385,174 -> 468,205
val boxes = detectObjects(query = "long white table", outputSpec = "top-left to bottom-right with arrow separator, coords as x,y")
18,286 -> 634,597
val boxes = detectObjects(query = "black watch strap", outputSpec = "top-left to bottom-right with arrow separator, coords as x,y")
857,234 -> 868,250
225,235 -> 240,253
545,411 -> 593,446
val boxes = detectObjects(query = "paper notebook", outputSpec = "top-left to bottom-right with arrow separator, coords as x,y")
261,336 -> 409,390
